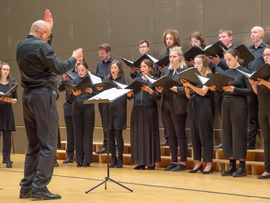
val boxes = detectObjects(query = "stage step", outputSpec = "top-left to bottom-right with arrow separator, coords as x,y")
57,141 -> 265,175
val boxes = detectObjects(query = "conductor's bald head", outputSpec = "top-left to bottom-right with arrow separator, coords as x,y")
30,20 -> 51,42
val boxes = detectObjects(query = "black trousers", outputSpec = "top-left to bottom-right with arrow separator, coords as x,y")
162,99 -> 187,163
222,96 -> 247,159
99,103 -> 108,148
64,115 -> 74,159
259,109 -> 270,173
20,89 -> 58,191
247,95 -> 259,146
188,97 -> 213,163
73,103 -> 95,164
108,129 -> 123,159
1,130 -> 11,161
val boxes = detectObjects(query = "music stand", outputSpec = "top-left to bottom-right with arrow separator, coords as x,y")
84,88 -> 133,193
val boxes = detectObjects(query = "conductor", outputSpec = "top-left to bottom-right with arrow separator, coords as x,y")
16,10 -> 83,200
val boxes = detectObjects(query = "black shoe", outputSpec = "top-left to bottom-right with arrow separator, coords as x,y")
164,163 -> 177,171
31,190 -> 61,200
95,148 -> 107,154
247,143 -> 256,150
109,157 -> 118,168
77,162 -> 84,167
214,143 -> 222,149
202,166 -> 213,174
232,167 -> 247,177
189,164 -> 203,173
54,162 -> 59,167
116,158 -> 123,168
84,163 -> 90,167
147,165 -> 155,170
19,188 -> 31,199
221,165 -> 236,176
257,173 -> 270,179
3,159 -> 13,164
161,138 -> 169,146
63,157 -> 74,163
172,164 -> 186,172
134,165 -> 145,170
6,161 -> 12,168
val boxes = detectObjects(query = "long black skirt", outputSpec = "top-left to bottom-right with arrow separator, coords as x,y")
130,106 -> 161,165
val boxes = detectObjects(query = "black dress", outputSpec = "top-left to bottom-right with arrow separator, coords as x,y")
0,79 -> 17,131
130,76 -> 161,166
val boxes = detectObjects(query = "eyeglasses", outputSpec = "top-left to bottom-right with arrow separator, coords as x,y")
139,46 -> 147,49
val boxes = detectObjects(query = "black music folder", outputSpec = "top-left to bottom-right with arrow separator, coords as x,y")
113,80 -> 147,94
184,41 -> 227,61
196,73 -> 234,89
120,54 -> 158,68
156,55 -> 170,67
235,44 -> 255,65
237,63 -> 270,81
133,54 -> 158,67
120,57 -> 134,67
178,67 -> 201,85
88,71 -> 117,90
0,83 -> 18,98
62,75 -> 92,92
66,70 -> 78,80
149,75 -> 179,90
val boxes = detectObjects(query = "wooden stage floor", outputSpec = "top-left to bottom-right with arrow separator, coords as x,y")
0,154 -> 270,202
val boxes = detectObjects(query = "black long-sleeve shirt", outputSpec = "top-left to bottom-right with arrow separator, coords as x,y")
16,35 -> 76,91
96,57 -> 114,77
129,76 -> 160,107
221,67 -> 254,97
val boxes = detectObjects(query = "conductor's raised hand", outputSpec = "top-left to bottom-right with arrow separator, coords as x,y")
72,48 -> 83,61
44,9 -> 53,30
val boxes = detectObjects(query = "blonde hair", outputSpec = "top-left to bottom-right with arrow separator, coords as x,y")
194,54 -> 212,76
168,46 -> 186,70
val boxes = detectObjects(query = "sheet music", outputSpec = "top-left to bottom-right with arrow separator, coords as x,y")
144,74 -> 157,83
113,81 -> 128,89
85,88 -> 131,103
121,57 -> 133,64
88,71 -> 103,84
195,73 -> 209,85
146,54 -> 158,63
236,69 -> 252,78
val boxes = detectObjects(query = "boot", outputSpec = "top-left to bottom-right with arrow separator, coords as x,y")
221,159 -> 236,176
109,156 -> 117,168
116,156 -> 123,168
233,161 -> 247,177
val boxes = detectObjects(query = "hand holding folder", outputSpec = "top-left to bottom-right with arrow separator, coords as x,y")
236,63 -> 270,81
178,67 -> 201,86
184,41 -> 227,61
196,73 -> 234,91
0,83 -> 18,99
61,75 -> 92,92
